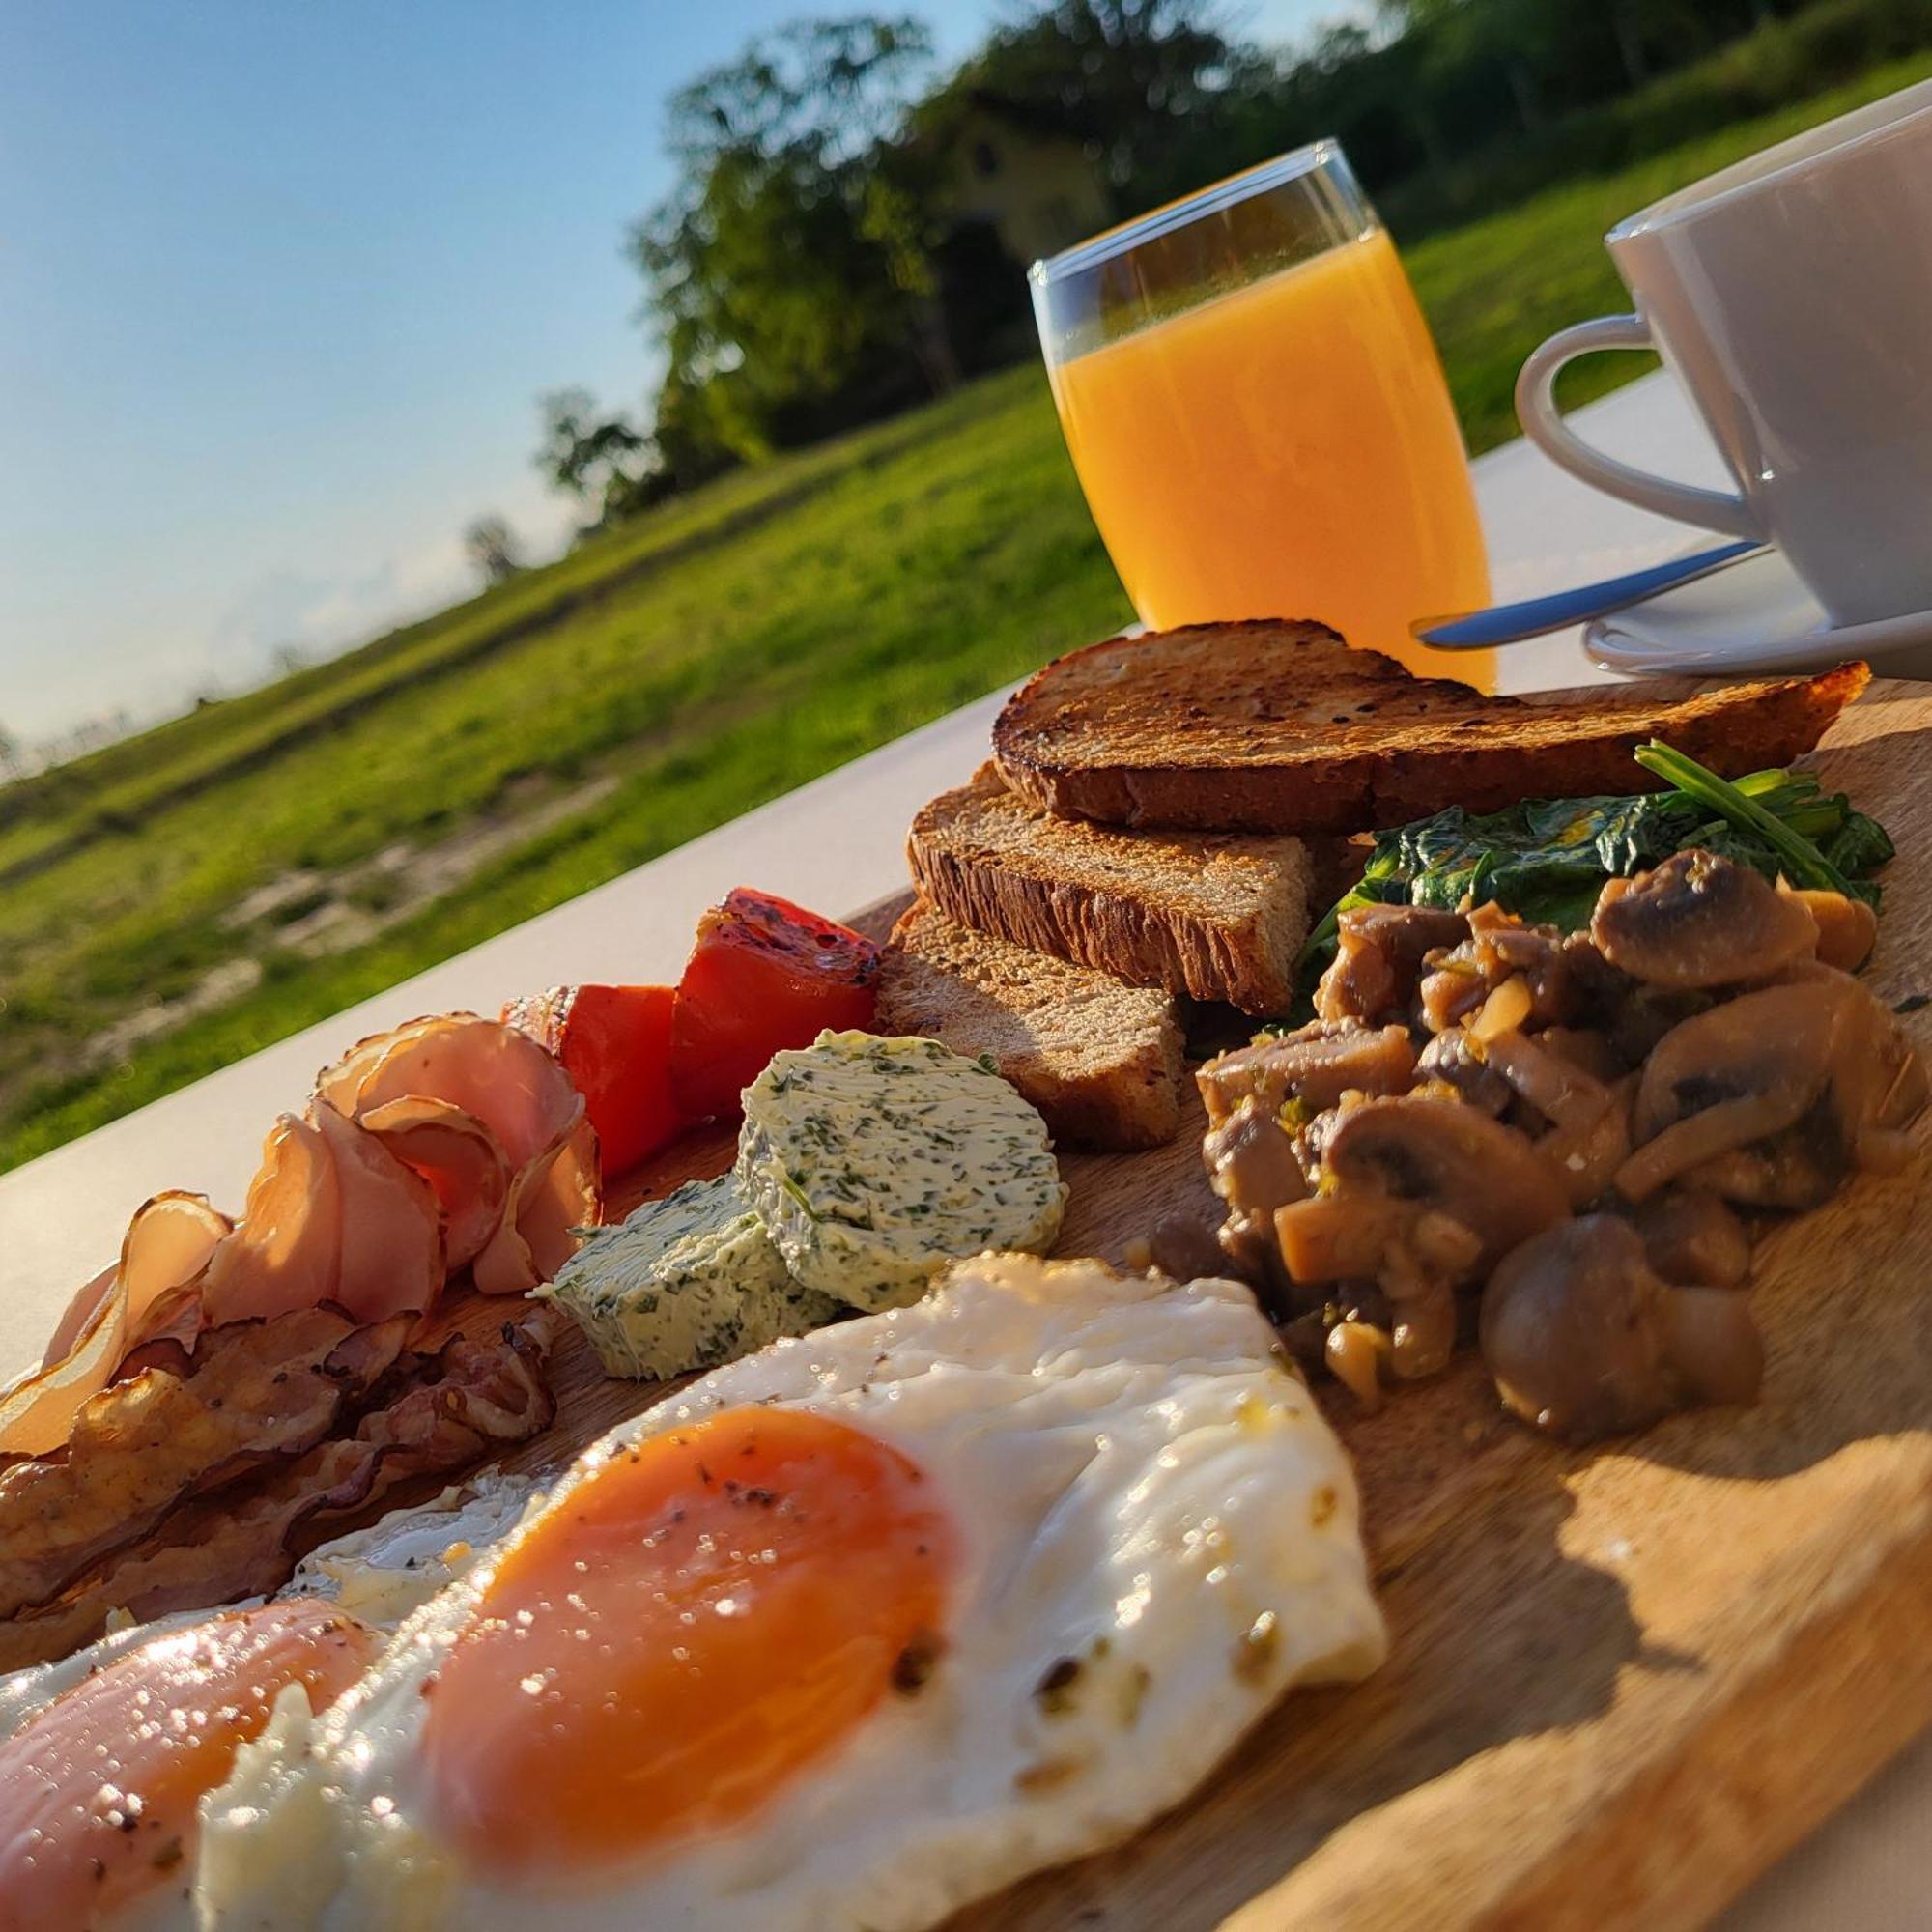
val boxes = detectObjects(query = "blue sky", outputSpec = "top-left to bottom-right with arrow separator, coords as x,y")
0,0 -> 1354,746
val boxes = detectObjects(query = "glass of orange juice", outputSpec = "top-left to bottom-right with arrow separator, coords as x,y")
1031,143 -> 1492,688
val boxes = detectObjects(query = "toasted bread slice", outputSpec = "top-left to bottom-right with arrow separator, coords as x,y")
992,620 -> 1869,834
876,898 -> 1185,1151
909,764 -> 1311,1014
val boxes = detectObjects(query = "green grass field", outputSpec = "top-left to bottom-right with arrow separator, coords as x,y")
3,53 -> 1926,1174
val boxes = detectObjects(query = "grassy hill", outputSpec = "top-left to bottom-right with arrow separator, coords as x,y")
4,52 -> 1926,1174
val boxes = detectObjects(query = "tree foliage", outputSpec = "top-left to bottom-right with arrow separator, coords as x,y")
463,513 -> 525,586
923,0 -> 1264,210
631,16 -> 940,466
538,389 -> 649,509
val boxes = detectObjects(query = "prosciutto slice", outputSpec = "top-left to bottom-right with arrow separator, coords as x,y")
198,1106 -> 443,1327
319,1013 -> 598,1293
0,1193 -> 232,1460
355,1096 -> 508,1269
472,1112 -> 600,1295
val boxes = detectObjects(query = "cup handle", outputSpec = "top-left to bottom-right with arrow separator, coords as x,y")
1514,315 -> 1763,540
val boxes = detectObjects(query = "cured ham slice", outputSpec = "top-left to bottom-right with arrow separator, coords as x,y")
472,1113 -> 600,1296
0,1311 -> 556,1673
318,1012 -> 577,1170
0,1193 -> 232,1460
198,1106 -> 443,1327
319,1013 -> 598,1293
356,1096 -> 508,1269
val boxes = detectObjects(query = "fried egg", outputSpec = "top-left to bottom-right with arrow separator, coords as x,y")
0,1474 -> 537,1932
196,1254 -> 1384,1931
282,1472 -> 540,1627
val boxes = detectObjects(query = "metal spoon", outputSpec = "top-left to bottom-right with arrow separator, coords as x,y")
1411,539 -> 1767,651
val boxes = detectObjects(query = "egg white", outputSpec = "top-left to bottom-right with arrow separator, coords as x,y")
280,1471 -> 540,1628
196,1255 -> 1386,1932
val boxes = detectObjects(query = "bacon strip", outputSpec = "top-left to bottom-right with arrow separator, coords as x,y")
0,1194 -> 232,1460
0,1309 -> 407,1621
0,1312 -> 557,1673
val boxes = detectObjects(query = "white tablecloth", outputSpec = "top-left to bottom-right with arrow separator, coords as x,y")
0,370 -> 1921,1925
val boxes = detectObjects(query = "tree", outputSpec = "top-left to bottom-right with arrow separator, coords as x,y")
631,15 -> 940,468
925,0 -> 1256,213
0,724 -> 21,782
463,514 -> 525,586
536,388 -> 654,521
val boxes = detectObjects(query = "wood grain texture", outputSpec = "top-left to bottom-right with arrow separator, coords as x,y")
455,678 -> 1932,1932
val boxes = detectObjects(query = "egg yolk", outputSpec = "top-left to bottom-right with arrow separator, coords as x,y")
0,1598 -> 379,1932
421,1405 -> 955,1874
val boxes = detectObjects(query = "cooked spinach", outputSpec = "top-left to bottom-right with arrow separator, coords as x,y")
1295,743 -> 1892,990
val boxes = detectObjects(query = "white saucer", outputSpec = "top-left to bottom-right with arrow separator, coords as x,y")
1584,545 -> 1932,679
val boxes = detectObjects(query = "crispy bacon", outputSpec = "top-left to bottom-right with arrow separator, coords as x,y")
0,1309 -> 407,1622
0,1194 -> 232,1460
0,1312 -> 557,1673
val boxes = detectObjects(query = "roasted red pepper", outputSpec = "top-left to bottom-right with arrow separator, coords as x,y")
502,982 -> 683,1176
669,888 -> 880,1121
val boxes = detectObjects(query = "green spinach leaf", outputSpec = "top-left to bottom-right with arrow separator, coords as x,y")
1293,744 -> 1892,1000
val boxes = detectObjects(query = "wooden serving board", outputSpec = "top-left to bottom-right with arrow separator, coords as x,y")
473,677 -> 1932,1931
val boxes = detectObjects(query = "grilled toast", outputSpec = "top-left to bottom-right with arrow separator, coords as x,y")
991,620 -> 1869,834
909,764 -> 1312,1014
875,898 -> 1185,1151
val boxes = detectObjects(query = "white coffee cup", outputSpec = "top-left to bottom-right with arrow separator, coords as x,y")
1516,79 -> 1932,630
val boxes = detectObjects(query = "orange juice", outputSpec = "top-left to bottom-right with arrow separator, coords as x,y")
1046,228 -> 1492,687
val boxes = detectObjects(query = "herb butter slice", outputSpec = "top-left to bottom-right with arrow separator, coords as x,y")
536,1174 -> 841,1380
736,1030 -> 1067,1311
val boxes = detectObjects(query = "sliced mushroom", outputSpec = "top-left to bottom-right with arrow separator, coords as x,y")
1480,1028 -> 1616,1136
1617,970 -> 1926,1205
1197,1021 -> 1415,1127
1480,1215 -> 1763,1442
1275,1096 -> 1569,1384
1205,1099 -> 1308,1216
1319,1095 -> 1570,1272
1416,1028 -> 1512,1117
1414,908 -> 1607,1043
1145,1213 -> 1231,1284
1202,1099 -> 1306,1293
1591,850 -> 1818,989
1314,904 -> 1468,1025
1779,886 -> 1878,972
1631,1189 -> 1752,1287
1537,1074 -> 1635,1209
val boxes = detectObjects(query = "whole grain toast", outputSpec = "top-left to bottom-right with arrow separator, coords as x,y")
991,619 -> 1870,834
910,764 -> 1311,1014
876,898 -> 1185,1151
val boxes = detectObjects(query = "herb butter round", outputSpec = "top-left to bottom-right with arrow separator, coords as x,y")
736,1030 -> 1067,1311
538,1174 -> 840,1380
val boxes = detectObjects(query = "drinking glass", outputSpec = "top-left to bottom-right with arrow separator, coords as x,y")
1031,143 -> 1492,687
